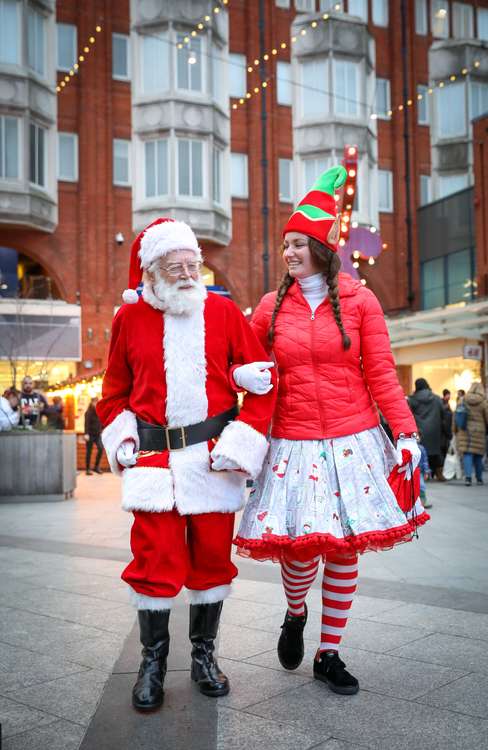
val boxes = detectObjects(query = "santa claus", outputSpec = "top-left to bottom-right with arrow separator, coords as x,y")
97,217 -> 276,711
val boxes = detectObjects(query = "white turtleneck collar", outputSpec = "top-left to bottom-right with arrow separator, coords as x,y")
298,272 -> 328,314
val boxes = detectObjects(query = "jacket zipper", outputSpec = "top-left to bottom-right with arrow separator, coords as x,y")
309,311 -> 325,433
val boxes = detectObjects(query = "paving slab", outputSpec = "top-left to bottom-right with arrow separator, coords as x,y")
419,672 -> 488,718
388,632 -> 488,673
0,641 -> 89,693
368,601 -> 488,642
0,694 -> 58,739
2,718 -> 86,750
0,606 -> 108,652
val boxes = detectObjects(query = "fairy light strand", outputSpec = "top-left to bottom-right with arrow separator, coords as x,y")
56,25 -> 102,93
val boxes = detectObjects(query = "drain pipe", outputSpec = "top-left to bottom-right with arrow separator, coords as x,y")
258,0 -> 270,294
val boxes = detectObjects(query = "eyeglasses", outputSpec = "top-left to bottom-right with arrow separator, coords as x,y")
160,261 -> 202,277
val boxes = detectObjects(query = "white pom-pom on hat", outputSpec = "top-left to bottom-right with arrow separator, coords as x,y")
139,220 -> 202,269
122,288 -> 139,305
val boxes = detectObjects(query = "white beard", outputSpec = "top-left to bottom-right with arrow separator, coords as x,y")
143,272 -> 207,315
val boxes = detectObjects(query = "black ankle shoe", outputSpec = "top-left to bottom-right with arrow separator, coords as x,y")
132,610 -> 170,712
313,651 -> 359,695
190,602 -> 229,697
277,603 -> 307,670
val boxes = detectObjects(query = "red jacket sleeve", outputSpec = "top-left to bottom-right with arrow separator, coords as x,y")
359,289 -> 417,439
249,293 -> 275,356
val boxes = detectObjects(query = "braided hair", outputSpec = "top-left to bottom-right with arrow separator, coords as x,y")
267,237 -> 351,350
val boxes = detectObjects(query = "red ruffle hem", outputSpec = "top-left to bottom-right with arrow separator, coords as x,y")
233,511 -> 430,564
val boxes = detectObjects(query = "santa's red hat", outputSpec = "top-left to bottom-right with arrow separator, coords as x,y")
122,218 -> 202,304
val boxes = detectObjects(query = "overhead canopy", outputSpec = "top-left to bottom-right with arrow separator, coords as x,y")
386,298 -> 488,348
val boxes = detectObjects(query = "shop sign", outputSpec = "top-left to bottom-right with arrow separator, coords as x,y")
463,344 -> 482,361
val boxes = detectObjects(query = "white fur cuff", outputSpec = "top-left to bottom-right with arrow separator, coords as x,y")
129,588 -> 176,610
101,410 -> 139,476
186,584 -> 232,604
211,419 -> 269,479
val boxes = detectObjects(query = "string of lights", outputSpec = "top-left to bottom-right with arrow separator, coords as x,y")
176,0 -> 229,50
56,25 -> 103,93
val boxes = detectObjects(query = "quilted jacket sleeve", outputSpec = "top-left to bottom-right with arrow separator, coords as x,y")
359,289 -> 417,440
249,293 -> 275,355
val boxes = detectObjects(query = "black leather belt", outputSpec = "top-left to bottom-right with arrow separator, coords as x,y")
136,406 -> 238,452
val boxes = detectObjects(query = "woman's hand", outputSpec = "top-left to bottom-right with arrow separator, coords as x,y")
233,361 -> 275,395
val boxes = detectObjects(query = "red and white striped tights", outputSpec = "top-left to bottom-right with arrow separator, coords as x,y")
281,553 -> 358,652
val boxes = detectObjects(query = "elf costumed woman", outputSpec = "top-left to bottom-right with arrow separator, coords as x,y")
234,166 -> 429,695
97,218 -> 276,711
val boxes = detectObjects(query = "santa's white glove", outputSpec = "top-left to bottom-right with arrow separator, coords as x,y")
396,438 -> 421,480
210,455 -> 242,472
116,439 -> 137,468
233,361 -> 274,395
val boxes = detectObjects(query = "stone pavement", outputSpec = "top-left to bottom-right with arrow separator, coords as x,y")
0,471 -> 487,749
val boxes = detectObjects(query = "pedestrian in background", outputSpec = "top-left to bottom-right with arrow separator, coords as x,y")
418,439 -> 432,509
453,382 -> 488,486
408,378 -> 446,481
84,397 -> 103,475
440,389 -> 453,463
0,388 -> 20,431
45,396 -> 65,430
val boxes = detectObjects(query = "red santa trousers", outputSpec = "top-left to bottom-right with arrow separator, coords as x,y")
122,509 -> 238,608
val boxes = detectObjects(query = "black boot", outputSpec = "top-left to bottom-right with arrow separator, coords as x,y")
189,602 -> 229,697
313,651 -> 359,695
132,609 -> 170,711
277,603 -> 307,670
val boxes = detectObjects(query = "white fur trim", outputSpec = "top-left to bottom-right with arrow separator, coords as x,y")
121,466 -> 174,512
186,584 -> 232,604
101,410 -> 139,476
163,305 -> 207,426
142,283 -> 166,311
211,419 -> 269,479
122,288 -> 139,304
139,220 -> 202,269
129,588 -> 176,610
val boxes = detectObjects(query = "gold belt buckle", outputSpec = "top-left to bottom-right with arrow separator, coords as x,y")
165,425 -> 187,451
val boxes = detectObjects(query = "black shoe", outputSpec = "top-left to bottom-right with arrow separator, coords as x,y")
277,603 -> 308,670
132,609 -> 170,712
477,478 -> 484,485
85,469 -> 93,475
94,467 -> 103,474
189,602 -> 229,697
313,651 -> 359,695
465,477 -> 472,486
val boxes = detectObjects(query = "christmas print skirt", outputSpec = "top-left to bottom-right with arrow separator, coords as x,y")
234,426 -> 429,563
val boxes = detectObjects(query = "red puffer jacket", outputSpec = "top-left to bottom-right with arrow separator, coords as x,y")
251,272 -> 416,440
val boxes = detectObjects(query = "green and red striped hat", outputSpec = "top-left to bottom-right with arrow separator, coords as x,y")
283,165 -> 347,252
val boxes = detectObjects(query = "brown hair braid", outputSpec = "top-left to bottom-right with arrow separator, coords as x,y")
267,238 -> 351,349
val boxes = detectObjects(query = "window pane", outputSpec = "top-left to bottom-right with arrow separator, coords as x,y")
177,35 -> 202,92
415,0 -> 427,34
29,123 -> 36,183
431,0 -> 449,38
295,0 -> 314,10
447,248 -> 472,303
417,84 -> 429,124
57,23 -> 76,71
0,0 -> 19,63
334,60 -> 358,116
191,140 -> 203,196
58,133 -> 77,181
302,58 -> 328,117
37,126 -> 45,186
375,78 -> 390,117
478,8 -> 488,41
378,169 -> 393,211
438,173 -> 468,198
437,83 -> 466,138
304,156 -> 330,191
178,140 -> 190,195
145,141 -> 156,197
348,0 -> 367,21
277,61 -> 292,106
469,81 -> 488,120
422,258 -> 445,309
229,53 -> 246,98
142,35 -> 168,94
420,175 -> 431,205
190,38 -> 202,92
372,0 -> 388,26
156,140 -> 167,195
113,34 -> 129,79
4,117 -> 18,178
28,9 -> 45,75
452,2 -> 473,38
231,153 -> 248,197
113,139 -> 129,184
279,158 -> 292,202
320,0 -> 342,7
213,148 -> 221,203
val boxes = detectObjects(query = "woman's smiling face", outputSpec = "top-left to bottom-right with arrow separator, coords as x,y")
282,232 -> 321,279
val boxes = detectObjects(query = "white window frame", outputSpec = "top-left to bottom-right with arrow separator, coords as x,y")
230,152 -> 248,198
438,172 -> 469,199
144,138 -> 168,198
56,23 -> 77,72
141,31 -> 169,95
469,80 -> 488,121
420,174 -> 432,205
112,33 -> 130,81
348,0 -> 368,22
375,78 -> 391,119
436,82 -> 467,139
372,0 -> 389,27
303,155 -> 331,193
478,8 -> 488,41
28,6 -> 45,77
229,52 -> 247,99
177,138 -> 205,198
279,158 -> 293,203
57,132 -> 78,182
320,0 -> 342,8
0,114 -> 20,179
452,2 -> 473,38
378,169 -> 393,212
431,0 -> 450,39
417,84 -> 430,125
333,59 -> 359,118
301,57 -> 328,119
176,34 -> 204,94
275,0 -> 290,7
295,0 -> 315,11
29,121 -> 47,188
113,138 -> 131,186
277,61 -> 292,106
0,0 -> 20,65
415,0 -> 428,34
212,146 -> 222,204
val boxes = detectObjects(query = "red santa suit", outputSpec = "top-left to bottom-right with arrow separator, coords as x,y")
97,218 -> 276,611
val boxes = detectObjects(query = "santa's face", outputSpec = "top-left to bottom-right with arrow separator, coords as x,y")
147,249 -> 207,315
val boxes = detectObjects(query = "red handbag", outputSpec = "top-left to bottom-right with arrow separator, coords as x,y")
387,449 -> 420,513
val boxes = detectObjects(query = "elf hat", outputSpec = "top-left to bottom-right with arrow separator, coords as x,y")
282,165 -> 347,252
122,218 -> 202,304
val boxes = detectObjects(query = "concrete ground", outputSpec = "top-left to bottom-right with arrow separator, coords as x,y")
0,470 -> 487,749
